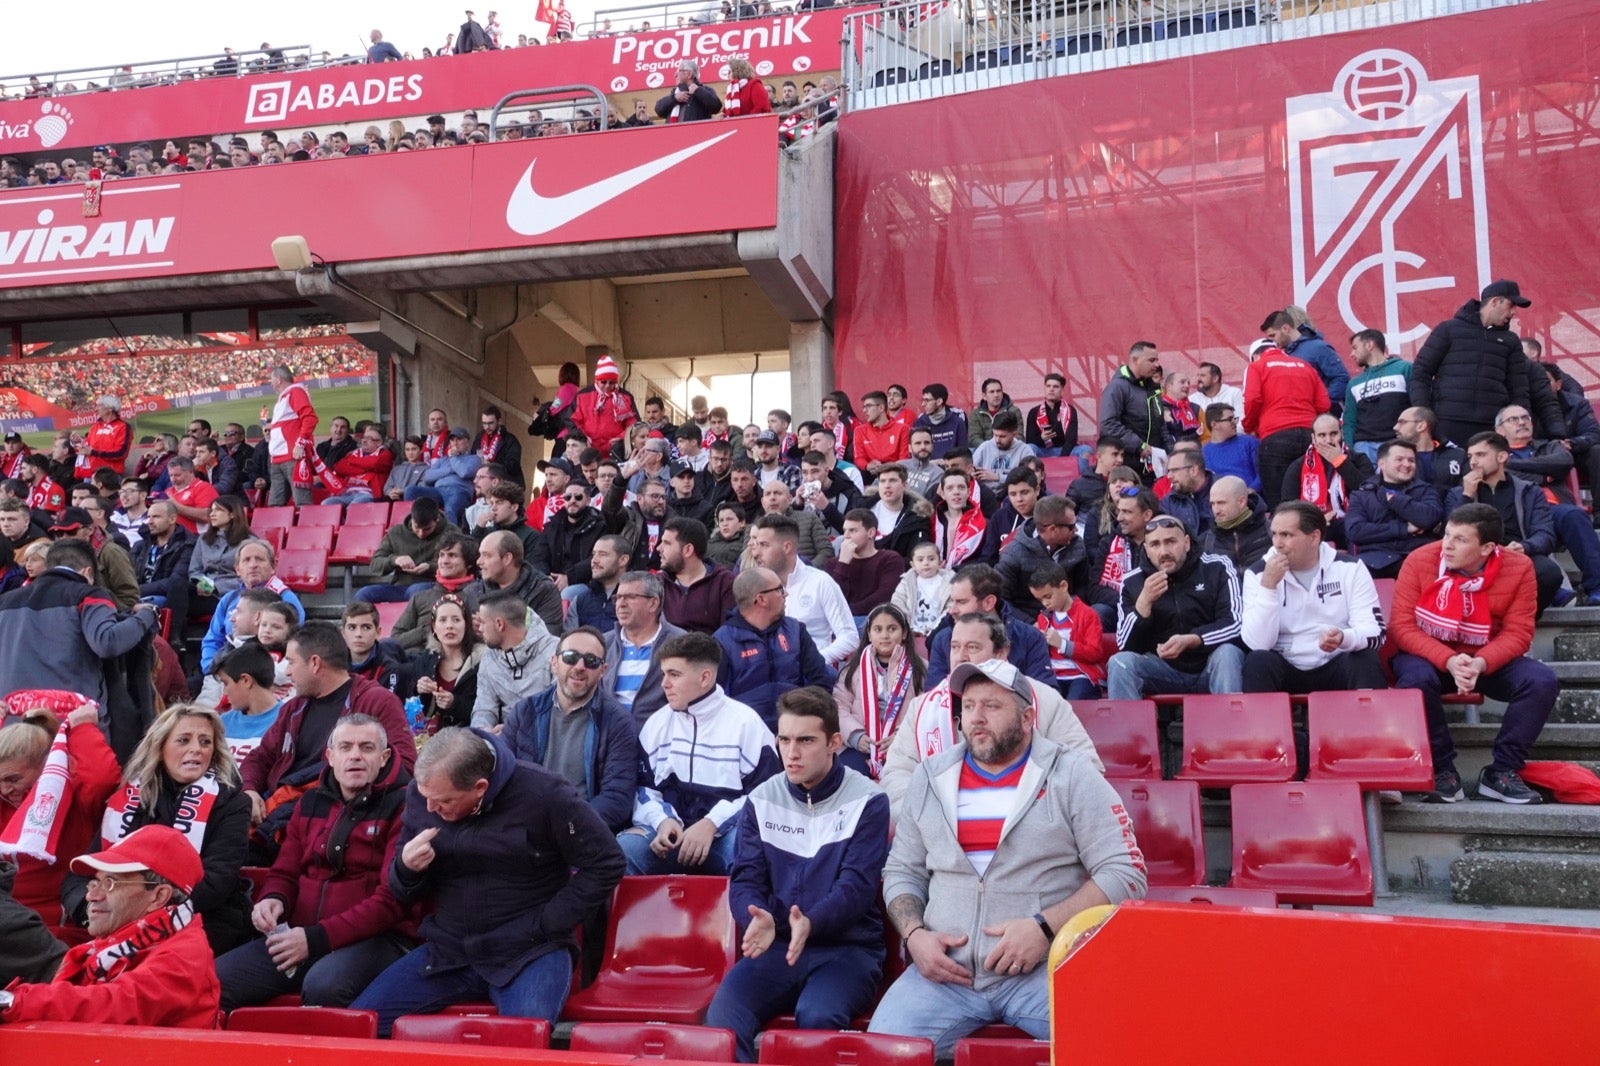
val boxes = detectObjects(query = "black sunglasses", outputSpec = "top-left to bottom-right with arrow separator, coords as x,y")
1145,515 -> 1187,533
558,649 -> 604,669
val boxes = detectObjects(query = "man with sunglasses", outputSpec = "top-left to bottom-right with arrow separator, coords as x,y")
530,482 -> 607,592
504,627 -> 641,833
714,567 -> 835,731
0,825 -> 217,1027
1106,514 -> 1244,699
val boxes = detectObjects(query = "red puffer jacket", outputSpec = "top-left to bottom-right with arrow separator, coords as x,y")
259,754 -> 419,957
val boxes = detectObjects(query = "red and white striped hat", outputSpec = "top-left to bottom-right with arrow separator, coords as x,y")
595,354 -> 620,381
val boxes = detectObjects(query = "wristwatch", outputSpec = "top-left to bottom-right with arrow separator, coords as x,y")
0,988 -> 14,1011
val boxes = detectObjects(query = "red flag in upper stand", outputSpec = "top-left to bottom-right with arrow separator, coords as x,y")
535,0 -> 558,26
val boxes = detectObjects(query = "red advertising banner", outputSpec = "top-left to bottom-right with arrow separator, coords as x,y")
0,116 -> 779,290
0,11 -> 842,153
832,0 -> 1600,417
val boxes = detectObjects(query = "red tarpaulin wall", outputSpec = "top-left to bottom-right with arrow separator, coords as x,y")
832,0 -> 1600,419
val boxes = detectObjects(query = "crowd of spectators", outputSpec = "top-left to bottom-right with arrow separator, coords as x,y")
1,275 -> 1582,1044
0,343 -> 370,411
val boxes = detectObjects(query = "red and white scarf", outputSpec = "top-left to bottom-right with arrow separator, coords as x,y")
479,431 -> 503,463
1099,535 -> 1132,591
913,665 -> 1039,759
1416,549 -> 1503,646
0,722 -> 71,862
102,772 -> 222,854
54,901 -> 196,984
1299,447 -> 1347,518
422,432 -> 448,462
822,417 -> 852,461
293,445 -> 345,492
859,648 -> 913,778
934,506 -> 986,567
0,448 -> 28,480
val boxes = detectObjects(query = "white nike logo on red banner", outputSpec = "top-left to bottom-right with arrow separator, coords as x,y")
505,131 -> 737,236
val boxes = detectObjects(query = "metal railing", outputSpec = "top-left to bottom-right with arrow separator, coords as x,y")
1,45 -> 352,101
841,0 -> 1534,108
489,86 -> 612,138
584,0 -> 877,35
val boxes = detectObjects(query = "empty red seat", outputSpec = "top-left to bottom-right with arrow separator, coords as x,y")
1230,781 -> 1373,906
1039,455 -> 1079,496
284,525 -> 335,552
1176,693 -> 1295,785
392,1015 -> 549,1047
1306,690 -> 1433,791
1076,700 -> 1160,779
343,501 -> 392,526
330,523 -> 385,565
953,1038 -> 1052,1066
1372,578 -> 1395,618
570,1022 -> 737,1061
390,500 -> 414,526
969,1027 -> 1032,1040
439,1003 -> 498,1016
759,1030 -> 936,1066
225,1006 -> 378,1038
562,875 -> 736,1023
376,600 -> 406,637
249,506 -> 295,543
277,548 -> 329,594
1142,885 -> 1278,907
1111,779 -> 1205,887
296,504 -> 343,527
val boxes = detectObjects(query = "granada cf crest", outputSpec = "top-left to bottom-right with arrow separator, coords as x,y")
1287,49 -> 1489,346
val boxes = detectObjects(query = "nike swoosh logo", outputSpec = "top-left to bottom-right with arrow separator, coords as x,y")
505,131 -> 738,237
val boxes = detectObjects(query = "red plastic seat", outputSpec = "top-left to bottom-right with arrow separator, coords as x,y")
758,1030 -> 935,1066
376,600 -> 407,637
239,866 -> 271,901
561,875 -> 736,1023
297,504 -> 342,527
249,506 -> 295,543
330,523 -> 385,565
1076,700 -> 1159,779
1142,885 -> 1278,907
1111,779 -> 1205,887
570,1022 -> 737,1061
284,525 -> 335,552
1372,578 -> 1395,619
390,500 -> 414,527
343,501 -> 392,526
1230,781 -> 1373,906
439,1003 -> 498,1016
1176,693 -> 1295,785
969,1027 -> 1032,1040
1039,455 -> 1079,496
277,548 -> 329,594
392,1015 -> 549,1047
225,1006 -> 378,1038
1306,690 -> 1433,791
953,1038 -> 1052,1066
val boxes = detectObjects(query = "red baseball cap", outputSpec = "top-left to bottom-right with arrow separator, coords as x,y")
70,824 -> 203,895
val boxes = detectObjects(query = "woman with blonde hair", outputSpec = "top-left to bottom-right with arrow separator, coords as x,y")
63,704 -> 252,953
0,702 -> 119,942
724,57 -> 773,117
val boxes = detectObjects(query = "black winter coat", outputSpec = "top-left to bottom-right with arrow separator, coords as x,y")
1117,551 -> 1243,674
1411,300 -> 1533,441
1344,477 -> 1446,572
530,506 -> 607,585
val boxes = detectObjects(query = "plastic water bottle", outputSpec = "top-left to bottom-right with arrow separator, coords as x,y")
270,922 -> 301,979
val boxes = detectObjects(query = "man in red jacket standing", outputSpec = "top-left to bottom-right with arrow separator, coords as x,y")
1244,337 -> 1332,508
262,364 -> 319,506
216,714 -> 416,1008
0,825 -> 218,1028
571,354 -> 639,458
1390,502 -> 1557,805
74,395 -> 131,479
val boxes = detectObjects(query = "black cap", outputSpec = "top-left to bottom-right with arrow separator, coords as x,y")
2,432 -> 21,444
669,461 -> 695,478
1481,279 -> 1531,308
538,457 -> 576,476
49,506 -> 91,532
755,430 -> 780,445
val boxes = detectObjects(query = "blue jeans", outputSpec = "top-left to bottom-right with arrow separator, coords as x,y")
1057,677 -> 1100,701
1105,643 -> 1244,700
1551,503 -> 1600,595
323,487 -> 375,507
1391,652 -> 1557,774
406,485 -> 472,527
215,931 -> 411,1010
1351,441 -> 1380,465
350,942 -> 572,1037
355,581 -> 435,604
868,965 -> 1049,1059
707,944 -> 883,1062
617,823 -> 738,876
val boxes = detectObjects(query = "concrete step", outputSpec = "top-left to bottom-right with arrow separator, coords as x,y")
1454,722 -> 1600,782
1553,631 -> 1600,662
1451,851 -> 1600,908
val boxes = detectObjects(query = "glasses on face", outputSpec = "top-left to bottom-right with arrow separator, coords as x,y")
564,494 -> 588,504
1211,416 -> 1235,424
558,649 -> 604,669
223,429 -> 241,438
85,875 -> 154,896
1498,414 -> 1532,425
1145,515 -> 1186,533
758,585 -> 786,597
